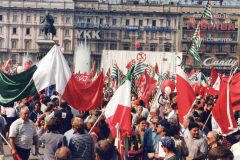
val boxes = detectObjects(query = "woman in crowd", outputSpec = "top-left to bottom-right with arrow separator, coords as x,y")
169,125 -> 188,160
207,131 -> 222,151
135,116 -> 147,142
69,117 -> 94,160
160,136 -> 178,160
40,117 -> 67,160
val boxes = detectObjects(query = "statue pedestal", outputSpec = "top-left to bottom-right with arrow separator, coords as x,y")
36,39 -> 56,60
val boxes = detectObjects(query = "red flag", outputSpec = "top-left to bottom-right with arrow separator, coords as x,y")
177,59 -> 196,124
138,70 -> 157,108
74,73 -> 90,85
126,59 -> 135,70
63,70 -> 103,111
88,61 -> 96,79
210,66 -> 218,86
154,63 -> 159,74
212,81 -> 238,136
3,59 -> 12,75
189,68 -> 195,77
222,72 -> 240,87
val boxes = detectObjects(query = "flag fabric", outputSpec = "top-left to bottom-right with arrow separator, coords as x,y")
212,80 -> 238,136
134,62 -> 144,78
105,66 -> 134,138
131,71 -> 136,94
145,64 -> 152,76
116,124 -> 126,160
210,66 -> 218,86
189,42 -> 202,64
46,85 -> 55,97
198,72 -> 207,87
0,45 -> 103,111
176,58 -> 196,124
3,59 -> 12,74
89,61 -> 96,79
189,73 -> 198,82
138,70 -> 157,109
111,63 -> 118,79
222,72 -> 240,87
92,71 -> 98,81
213,75 -> 221,91
203,0 -> 215,26
192,24 -> 201,50
189,69 -> 195,78
126,59 -> 135,70
10,64 -> 18,75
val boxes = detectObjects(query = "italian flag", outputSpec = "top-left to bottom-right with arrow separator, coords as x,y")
105,66 -> 134,138
0,45 -> 103,111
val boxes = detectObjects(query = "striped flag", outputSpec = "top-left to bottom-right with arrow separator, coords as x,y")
189,42 -> 202,64
134,62 -> 144,78
145,64 -> 152,76
161,73 -> 171,81
10,64 -> 18,75
111,63 -> 118,79
192,24 -> 201,50
131,71 -> 136,94
203,0 -> 215,26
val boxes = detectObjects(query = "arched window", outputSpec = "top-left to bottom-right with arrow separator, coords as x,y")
12,41 -> 16,49
64,42 -> 70,51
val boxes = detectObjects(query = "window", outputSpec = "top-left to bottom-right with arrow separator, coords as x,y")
139,20 -> 143,26
54,17 -> 57,23
87,18 -> 91,23
151,32 -> 156,39
98,43 -> 104,52
13,15 -> 17,22
207,33 -> 211,38
125,31 -> 130,39
112,19 -> 117,25
206,45 -> 211,52
100,18 -> 103,25
110,44 -> 117,50
126,19 -> 129,25
0,27 -> 2,34
11,54 -> 17,64
231,45 -> 236,53
0,40 -> 2,48
166,33 -> 171,40
0,15 -> 2,21
218,45 -> 223,52
12,41 -> 17,49
13,28 -> 17,34
164,44 -> 171,52
26,28 -> 30,35
183,32 -> 188,39
65,29 -> 70,36
138,32 -> 143,39
175,19 -> 177,26
39,29 -> 44,35
64,42 -> 70,51
182,43 -> 187,51
66,17 -> 70,23
231,33 -> 236,41
150,45 -> 156,51
139,45 -> 143,51
123,44 -> 130,50
219,33 -> 224,38
25,41 -> 30,49
26,16 -> 31,22
167,20 -> 171,26
40,16 -> 44,23
152,20 -> 156,26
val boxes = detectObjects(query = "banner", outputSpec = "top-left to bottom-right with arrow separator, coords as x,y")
74,73 -> 90,85
138,70 -> 157,108
101,50 -> 182,76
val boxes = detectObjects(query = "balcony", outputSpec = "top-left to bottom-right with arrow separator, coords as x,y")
214,51 -> 228,55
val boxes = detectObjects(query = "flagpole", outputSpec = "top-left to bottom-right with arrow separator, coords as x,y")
202,111 -> 212,131
88,109 -> 105,134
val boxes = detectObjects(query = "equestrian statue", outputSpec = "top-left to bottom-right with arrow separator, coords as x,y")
40,11 -> 56,40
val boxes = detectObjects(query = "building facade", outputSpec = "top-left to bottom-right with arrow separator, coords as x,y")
1,0 -> 240,75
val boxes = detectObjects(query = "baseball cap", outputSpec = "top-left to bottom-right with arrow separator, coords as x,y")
156,120 -> 170,129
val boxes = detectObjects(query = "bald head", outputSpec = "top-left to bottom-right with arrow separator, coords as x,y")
54,147 -> 71,160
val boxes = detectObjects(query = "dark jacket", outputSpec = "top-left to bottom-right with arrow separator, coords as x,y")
54,109 -> 73,134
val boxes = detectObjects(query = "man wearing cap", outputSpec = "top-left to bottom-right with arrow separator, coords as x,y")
185,123 -> 207,160
142,116 -> 161,160
148,119 -> 170,159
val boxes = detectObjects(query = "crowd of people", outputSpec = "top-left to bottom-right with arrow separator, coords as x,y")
0,87 -> 239,160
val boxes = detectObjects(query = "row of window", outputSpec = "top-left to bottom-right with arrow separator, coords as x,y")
75,17 -> 174,27
183,32 -> 237,40
124,31 -> 171,39
0,40 -> 71,51
0,15 -> 70,24
182,44 -> 236,53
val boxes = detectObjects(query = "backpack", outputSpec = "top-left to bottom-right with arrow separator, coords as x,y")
127,130 -> 143,160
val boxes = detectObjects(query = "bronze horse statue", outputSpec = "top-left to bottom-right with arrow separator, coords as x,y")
40,11 -> 56,40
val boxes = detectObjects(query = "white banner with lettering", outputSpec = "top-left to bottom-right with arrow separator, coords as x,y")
101,50 -> 182,76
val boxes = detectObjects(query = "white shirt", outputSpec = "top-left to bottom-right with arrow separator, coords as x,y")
140,107 -> 149,118
9,118 -> 37,149
70,106 -> 80,117
6,108 -> 17,117
167,110 -> 175,119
